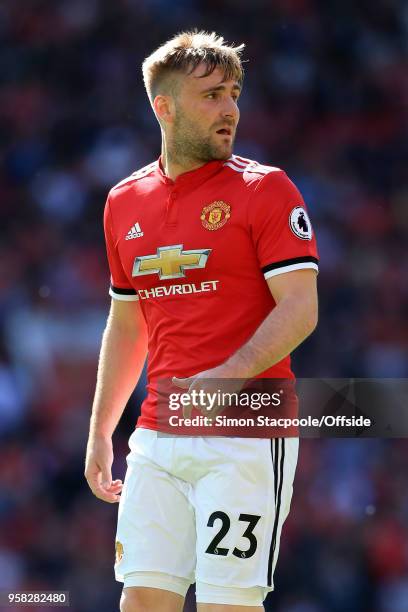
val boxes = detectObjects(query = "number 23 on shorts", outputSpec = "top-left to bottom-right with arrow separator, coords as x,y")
205,511 -> 261,559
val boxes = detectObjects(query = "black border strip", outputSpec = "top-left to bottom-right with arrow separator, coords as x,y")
268,438 -> 285,586
262,256 -> 319,275
110,284 -> 137,296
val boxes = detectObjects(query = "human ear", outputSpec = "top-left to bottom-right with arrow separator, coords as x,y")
153,95 -> 175,125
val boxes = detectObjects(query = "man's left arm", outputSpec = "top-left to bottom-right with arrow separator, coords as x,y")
173,268 -> 317,393
217,268 -> 318,378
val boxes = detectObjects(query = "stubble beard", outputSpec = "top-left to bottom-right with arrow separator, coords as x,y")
170,108 -> 234,165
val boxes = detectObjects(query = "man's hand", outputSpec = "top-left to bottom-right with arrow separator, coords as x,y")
85,435 -> 123,503
172,366 -> 245,418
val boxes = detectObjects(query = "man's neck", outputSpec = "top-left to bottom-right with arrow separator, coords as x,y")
162,156 -> 206,182
161,139 -> 206,182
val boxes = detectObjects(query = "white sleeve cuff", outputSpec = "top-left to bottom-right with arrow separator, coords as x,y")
263,261 -> 319,279
109,286 -> 139,301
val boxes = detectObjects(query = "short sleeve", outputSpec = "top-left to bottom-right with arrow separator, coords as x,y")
104,195 -> 138,301
249,170 -> 319,279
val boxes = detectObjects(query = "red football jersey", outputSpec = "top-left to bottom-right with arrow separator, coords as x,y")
104,155 -> 319,430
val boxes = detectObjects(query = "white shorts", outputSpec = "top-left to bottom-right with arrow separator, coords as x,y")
115,429 -> 298,600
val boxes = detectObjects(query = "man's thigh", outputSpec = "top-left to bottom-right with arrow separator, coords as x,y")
115,429 -> 196,588
194,437 -> 298,601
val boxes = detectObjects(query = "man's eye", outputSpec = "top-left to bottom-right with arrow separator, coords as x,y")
206,93 -> 216,99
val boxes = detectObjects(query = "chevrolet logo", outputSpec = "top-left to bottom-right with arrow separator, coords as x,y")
132,245 -> 211,280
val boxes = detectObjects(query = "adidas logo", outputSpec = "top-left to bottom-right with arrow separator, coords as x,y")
125,222 -> 144,240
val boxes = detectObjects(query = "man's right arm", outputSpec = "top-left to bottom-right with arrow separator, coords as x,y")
85,298 -> 147,503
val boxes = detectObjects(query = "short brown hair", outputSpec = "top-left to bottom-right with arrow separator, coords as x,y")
142,30 -> 245,103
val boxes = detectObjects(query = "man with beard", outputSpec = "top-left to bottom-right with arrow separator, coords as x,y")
85,31 -> 319,612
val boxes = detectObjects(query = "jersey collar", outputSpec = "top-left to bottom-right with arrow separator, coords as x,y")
156,156 -> 224,187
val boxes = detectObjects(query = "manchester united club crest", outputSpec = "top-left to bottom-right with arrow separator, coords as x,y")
201,201 -> 231,231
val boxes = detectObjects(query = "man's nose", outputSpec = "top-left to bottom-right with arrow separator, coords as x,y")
221,97 -> 239,121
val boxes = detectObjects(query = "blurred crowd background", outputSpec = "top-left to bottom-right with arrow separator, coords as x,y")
1,0 -> 407,610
